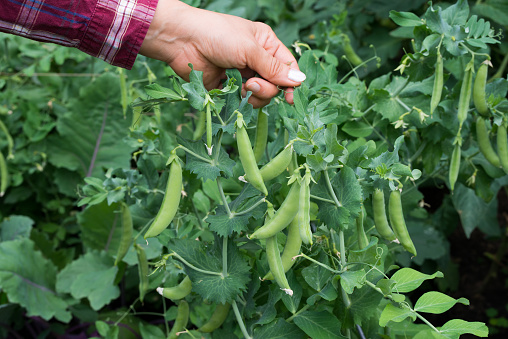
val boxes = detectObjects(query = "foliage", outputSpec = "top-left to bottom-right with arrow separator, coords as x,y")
1,0 -> 507,338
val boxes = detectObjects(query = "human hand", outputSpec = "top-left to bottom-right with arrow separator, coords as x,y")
139,0 -> 305,108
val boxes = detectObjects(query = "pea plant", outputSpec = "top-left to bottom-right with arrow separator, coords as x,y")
1,0 -> 507,338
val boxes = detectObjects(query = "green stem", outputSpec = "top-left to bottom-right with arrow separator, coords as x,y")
286,304 -> 312,322
177,145 -> 212,163
338,56 -> 379,84
232,300 -> 252,339
222,236 -> 228,278
395,97 -> 412,112
361,116 -> 392,148
169,253 -> 222,276
297,253 -> 340,274
206,103 -> 213,154
408,141 -> 428,163
310,194 -> 335,204
490,53 -> 508,81
323,170 -> 342,207
415,312 -> 441,334
217,177 -> 232,217
234,198 -> 266,216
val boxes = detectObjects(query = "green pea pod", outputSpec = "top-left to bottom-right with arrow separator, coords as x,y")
298,165 -> 313,245
198,303 -> 231,333
250,179 -> 300,240
0,120 -> 14,159
135,244 -> 149,303
0,152 -> 8,197
473,61 -> 491,117
372,189 -> 396,242
449,143 -> 461,192
258,144 -> 293,182
497,123 -> 508,174
266,234 -> 293,295
476,116 -> 501,168
236,113 -> 268,195
168,300 -> 189,339
457,60 -> 474,127
206,104 -> 213,155
388,190 -> 417,256
263,217 -> 301,280
144,150 -> 183,239
157,275 -> 192,301
356,206 -> 369,250
114,202 -> 133,266
193,110 -> 206,141
341,34 -> 363,67
430,51 -> 443,116
253,108 -> 268,163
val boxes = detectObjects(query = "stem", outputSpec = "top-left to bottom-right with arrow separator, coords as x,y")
169,253 -> 222,276
323,170 -> 342,207
177,145 -> 212,163
232,300 -> 252,339
286,304 -> 312,322
408,141 -> 428,163
361,116 -> 392,148
490,53 -> 508,80
310,194 -> 335,204
395,97 -> 412,112
415,312 -> 441,333
206,103 -> 213,153
296,253 -> 340,273
233,198 -> 266,216
217,177 -> 232,217
222,236 -> 228,278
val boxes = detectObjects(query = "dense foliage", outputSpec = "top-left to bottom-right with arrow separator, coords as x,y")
1,0 -> 507,338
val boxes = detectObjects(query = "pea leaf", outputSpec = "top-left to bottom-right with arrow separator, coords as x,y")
169,237 -> 250,304
389,11 -> 424,27
0,215 -> 34,241
293,311 -> 347,339
414,292 -> 469,314
0,238 -> 71,323
340,269 -> 366,294
439,319 -> 488,338
379,303 -> 416,327
391,268 -> 444,293
206,206 -> 250,237
56,250 -> 120,310
253,318 -> 307,339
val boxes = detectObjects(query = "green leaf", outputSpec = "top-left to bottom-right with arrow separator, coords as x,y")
280,271 -> 302,314
182,65 -> 207,110
349,285 -> 383,326
391,268 -> 444,293
293,311 -> 347,339
169,237 -> 250,304
0,215 -> 34,241
414,292 -> 469,314
45,73 -> 135,177
389,11 -> 424,27
379,303 -> 416,327
179,137 -> 235,181
301,251 -> 333,292
206,206 -> 250,237
139,322 -> 166,339
306,281 -> 338,305
256,285 -> 282,325
56,251 -> 120,310
144,83 -> 185,101
452,184 -> 500,237
439,319 -> 488,338
0,238 -> 71,322
342,121 -> 372,138
253,318 -> 307,339
340,270 -> 366,294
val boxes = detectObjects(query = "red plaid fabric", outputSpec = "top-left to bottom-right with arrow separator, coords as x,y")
0,0 -> 158,69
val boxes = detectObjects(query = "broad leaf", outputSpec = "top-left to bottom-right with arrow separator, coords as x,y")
293,311 -> 347,339
253,318 -> 307,339
340,269 -> 366,294
391,268 -> 444,293
0,215 -> 34,241
414,292 -> 469,314
439,319 -> 488,338
0,238 -> 71,322
56,251 -> 120,310
379,303 -> 416,327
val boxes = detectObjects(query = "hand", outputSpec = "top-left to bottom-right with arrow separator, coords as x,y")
139,0 -> 306,108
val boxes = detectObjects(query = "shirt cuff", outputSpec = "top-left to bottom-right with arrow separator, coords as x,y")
79,0 -> 158,69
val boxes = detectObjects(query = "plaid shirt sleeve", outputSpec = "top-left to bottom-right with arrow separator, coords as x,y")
0,0 -> 158,69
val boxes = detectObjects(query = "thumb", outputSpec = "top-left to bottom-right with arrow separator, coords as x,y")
247,46 -> 306,87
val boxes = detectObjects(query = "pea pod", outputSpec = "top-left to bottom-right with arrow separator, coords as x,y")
0,120 -> 14,159
135,244 -> 149,302
253,108 -> 268,163
266,234 -> 293,295
250,179 -> 300,240
476,116 -> 501,168
0,152 -> 8,197
356,206 -> 369,250
193,110 -> 206,141
198,303 -> 231,333
245,144 -> 293,183
114,202 -> 133,266
430,51 -> 443,116
263,217 -> 302,280
298,165 -> 313,245
497,123 -> 508,174
144,150 -> 183,239
388,190 -> 417,256
168,300 -> 189,339
235,113 -> 268,195
372,189 -> 396,242
449,143 -> 461,192
341,34 -> 363,67
457,60 -> 474,127
157,275 -> 192,301
473,60 -> 491,117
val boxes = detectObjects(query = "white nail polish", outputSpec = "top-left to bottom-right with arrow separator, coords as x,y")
288,69 -> 306,82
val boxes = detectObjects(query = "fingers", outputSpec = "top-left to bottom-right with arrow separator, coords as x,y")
241,78 -> 281,108
246,25 -> 306,88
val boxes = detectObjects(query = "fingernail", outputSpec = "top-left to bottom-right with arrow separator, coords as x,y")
247,82 -> 260,93
288,69 -> 306,82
